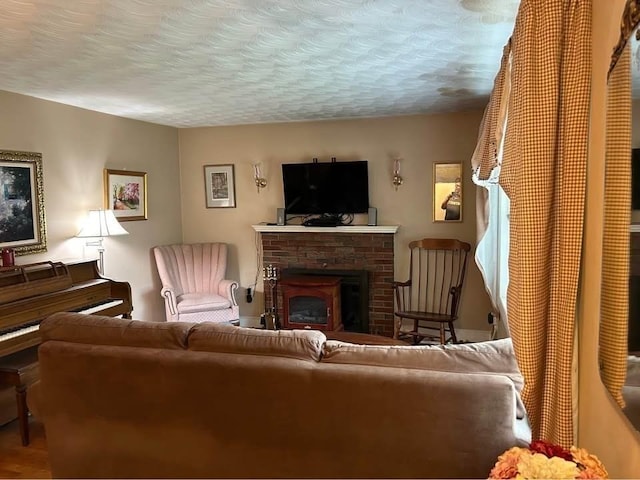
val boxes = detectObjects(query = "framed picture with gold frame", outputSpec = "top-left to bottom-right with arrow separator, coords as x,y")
104,169 -> 148,221
0,150 -> 47,255
433,163 -> 462,222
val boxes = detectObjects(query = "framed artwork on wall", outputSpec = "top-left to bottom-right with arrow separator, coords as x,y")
204,164 -> 236,208
104,169 -> 148,221
433,162 -> 463,222
0,150 -> 47,256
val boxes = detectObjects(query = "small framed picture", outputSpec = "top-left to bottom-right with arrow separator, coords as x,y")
204,164 -> 236,208
433,162 -> 463,222
104,169 -> 148,221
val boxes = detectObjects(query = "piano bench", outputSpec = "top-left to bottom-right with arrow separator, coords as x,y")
0,346 -> 39,446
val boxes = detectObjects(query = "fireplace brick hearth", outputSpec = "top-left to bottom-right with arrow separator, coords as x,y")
254,226 -> 397,336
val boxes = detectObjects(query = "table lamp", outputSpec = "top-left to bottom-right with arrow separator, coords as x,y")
76,209 -> 128,275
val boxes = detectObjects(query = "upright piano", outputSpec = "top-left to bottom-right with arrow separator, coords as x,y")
0,258 -> 132,425
0,258 -> 132,358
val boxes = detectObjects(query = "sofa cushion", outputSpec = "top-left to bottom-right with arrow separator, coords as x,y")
177,293 -> 231,313
188,323 -> 325,361
40,312 -> 193,350
323,337 -> 526,418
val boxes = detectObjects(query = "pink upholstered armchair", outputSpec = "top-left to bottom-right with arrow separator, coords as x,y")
152,243 -> 239,324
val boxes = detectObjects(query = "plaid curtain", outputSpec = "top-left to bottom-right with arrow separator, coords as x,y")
471,41 -> 511,187
471,42 -> 512,334
497,0 -> 592,446
472,41 -> 511,241
600,46 -> 631,408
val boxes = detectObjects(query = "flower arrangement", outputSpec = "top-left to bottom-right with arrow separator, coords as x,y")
489,440 -> 608,479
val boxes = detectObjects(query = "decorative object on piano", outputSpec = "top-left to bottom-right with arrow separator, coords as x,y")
252,162 -> 267,193
392,157 -> 403,191
1,248 -> 15,267
0,150 -> 47,256
261,264 -> 279,330
103,169 -> 148,221
76,209 -> 129,275
204,164 -> 236,208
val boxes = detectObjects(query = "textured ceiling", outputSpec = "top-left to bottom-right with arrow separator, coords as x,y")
0,0 -> 518,128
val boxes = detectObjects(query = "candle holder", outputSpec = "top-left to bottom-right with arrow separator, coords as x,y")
253,163 -> 267,193
1,248 -> 15,267
392,157 -> 403,190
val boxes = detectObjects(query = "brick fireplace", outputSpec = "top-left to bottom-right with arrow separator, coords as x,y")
253,225 -> 398,336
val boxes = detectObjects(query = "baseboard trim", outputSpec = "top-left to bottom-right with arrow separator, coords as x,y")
455,328 -> 492,343
239,316 -> 261,328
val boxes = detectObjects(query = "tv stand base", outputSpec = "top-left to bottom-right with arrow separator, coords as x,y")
302,215 -> 343,227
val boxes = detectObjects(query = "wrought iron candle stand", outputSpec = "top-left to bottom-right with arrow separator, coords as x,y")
261,265 -> 280,330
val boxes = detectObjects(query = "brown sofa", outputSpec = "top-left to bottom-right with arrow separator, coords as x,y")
30,312 -> 530,479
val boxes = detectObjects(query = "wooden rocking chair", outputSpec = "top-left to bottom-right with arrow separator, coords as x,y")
393,238 -> 471,344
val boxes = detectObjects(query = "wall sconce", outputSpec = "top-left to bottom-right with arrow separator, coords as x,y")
76,209 -> 128,275
253,162 -> 267,193
392,157 -> 404,190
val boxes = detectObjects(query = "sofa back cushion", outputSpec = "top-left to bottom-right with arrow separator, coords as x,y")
35,340 -> 522,479
188,323 -> 325,361
40,312 -> 193,350
323,337 -> 526,417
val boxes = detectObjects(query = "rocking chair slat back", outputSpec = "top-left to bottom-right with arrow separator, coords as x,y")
394,238 -> 471,344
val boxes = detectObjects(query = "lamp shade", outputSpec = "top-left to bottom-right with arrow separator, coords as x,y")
77,209 -> 128,238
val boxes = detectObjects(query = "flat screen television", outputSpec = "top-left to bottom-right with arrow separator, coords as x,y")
282,161 -> 369,215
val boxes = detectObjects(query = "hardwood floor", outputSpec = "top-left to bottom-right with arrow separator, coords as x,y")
0,418 -> 50,478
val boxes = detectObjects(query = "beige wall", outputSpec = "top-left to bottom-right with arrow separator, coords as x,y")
0,90 -> 182,321
0,88 -> 495,333
178,112 -> 494,333
579,0 -> 640,476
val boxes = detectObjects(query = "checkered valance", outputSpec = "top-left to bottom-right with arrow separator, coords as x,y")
471,40 -> 511,186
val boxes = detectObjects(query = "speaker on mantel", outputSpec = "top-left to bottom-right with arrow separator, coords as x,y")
368,207 -> 377,226
276,208 -> 286,226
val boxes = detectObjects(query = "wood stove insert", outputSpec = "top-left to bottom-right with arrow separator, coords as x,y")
280,276 -> 342,331
282,268 -> 369,333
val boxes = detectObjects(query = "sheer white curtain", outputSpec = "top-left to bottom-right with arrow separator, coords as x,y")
474,179 -> 511,338
471,42 -> 511,339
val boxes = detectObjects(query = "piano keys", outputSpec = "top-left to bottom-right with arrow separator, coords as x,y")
0,322 -> 39,345
78,299 -> 124,315
0,258 -> 133,358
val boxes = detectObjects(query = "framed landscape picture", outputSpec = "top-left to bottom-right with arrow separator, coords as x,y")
104,169 -> 148,221
204,164 -> 236,208
0,150 -> 47,256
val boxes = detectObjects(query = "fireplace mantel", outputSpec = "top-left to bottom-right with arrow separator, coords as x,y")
252,224 -> 399,234
257,224 -> 397,335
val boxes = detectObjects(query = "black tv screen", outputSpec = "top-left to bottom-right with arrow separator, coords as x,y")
282,161 -> 369,215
